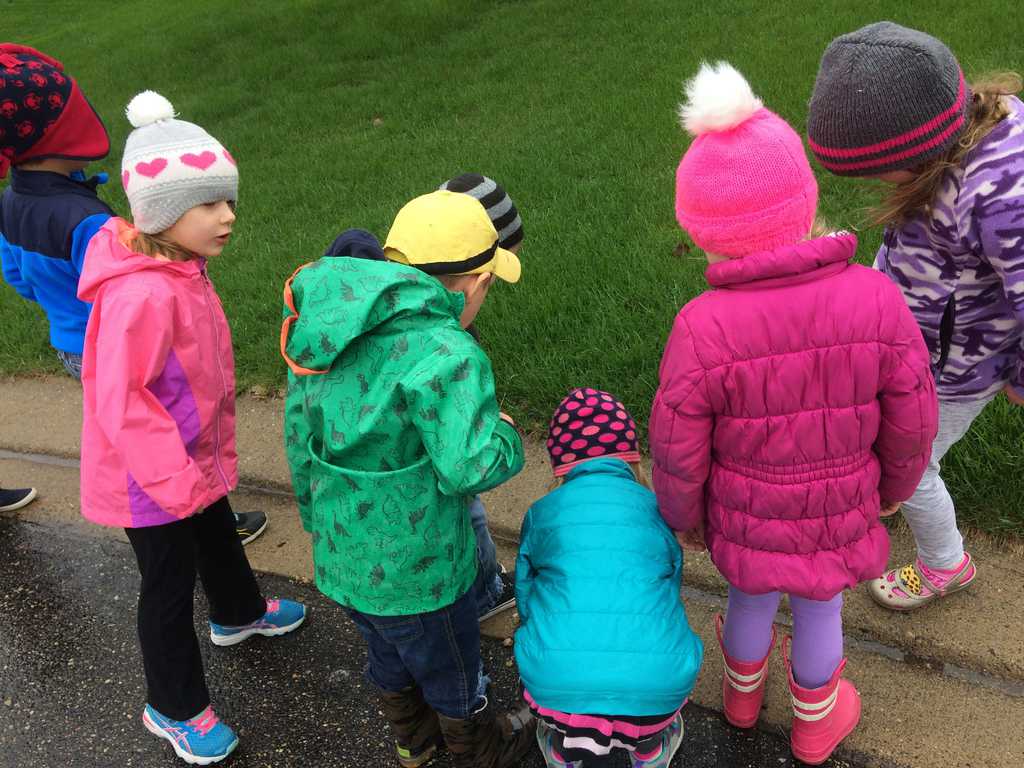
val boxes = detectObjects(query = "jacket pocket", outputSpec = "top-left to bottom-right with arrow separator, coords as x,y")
307,447 -> 477,613
367,614 -> 424,644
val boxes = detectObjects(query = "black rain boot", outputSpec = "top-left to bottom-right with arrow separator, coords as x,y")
437,695 -> 536,768
378,685 -> 445,767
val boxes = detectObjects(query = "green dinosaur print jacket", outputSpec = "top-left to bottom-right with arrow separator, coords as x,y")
281,257 -> 524,615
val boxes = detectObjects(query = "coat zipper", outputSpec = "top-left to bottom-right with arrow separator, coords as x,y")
936,294 -> 957,375
201,270 -> 231,494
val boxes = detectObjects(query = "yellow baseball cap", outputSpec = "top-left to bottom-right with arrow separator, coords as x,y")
384,190 -> 521,283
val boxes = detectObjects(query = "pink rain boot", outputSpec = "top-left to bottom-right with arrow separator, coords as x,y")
715,614 -> 776,728
783,637 -> 861,765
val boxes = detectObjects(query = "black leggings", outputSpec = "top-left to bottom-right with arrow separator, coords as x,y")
125,496 -> 264,720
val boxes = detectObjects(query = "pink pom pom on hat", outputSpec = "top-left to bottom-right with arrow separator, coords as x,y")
546,388 -> 641,477
675,62 -> 818,258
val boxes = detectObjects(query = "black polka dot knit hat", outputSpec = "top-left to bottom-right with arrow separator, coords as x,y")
546,388 -> 640,477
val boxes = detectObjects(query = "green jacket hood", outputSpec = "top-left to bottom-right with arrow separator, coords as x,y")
282,258 -> 465,375
280,257 -> 525,615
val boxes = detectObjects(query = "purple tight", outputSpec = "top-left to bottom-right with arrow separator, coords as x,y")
722,586 -> 843,689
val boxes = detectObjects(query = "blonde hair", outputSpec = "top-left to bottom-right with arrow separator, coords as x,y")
872,73 -> 1023,227
808,216 -> 836,239
551,460 -> 647,490
690,217 -> 834,261
131,229 -> 194,262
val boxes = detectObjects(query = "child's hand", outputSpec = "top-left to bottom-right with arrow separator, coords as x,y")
880,501 -> 902,517
674,526 -> 707,552
1003,383 -> 1024,407
499,411 -> 515,426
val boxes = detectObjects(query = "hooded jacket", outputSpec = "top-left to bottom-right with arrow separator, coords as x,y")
281,257 -> 523,616
1,169 -> 112,353
77,218 -> 237,527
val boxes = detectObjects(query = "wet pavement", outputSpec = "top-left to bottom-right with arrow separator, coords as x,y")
0,517 -> 873,768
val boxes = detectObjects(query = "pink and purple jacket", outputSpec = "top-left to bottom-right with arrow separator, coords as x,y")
650,233 -> 938,600
77,218 -> 238,528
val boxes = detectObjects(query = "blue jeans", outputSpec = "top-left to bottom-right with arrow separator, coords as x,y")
56,350 -> 82,380
345,586 -> 487,719
469,495 -> 504,617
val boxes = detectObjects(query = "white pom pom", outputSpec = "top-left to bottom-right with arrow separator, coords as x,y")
679,62 -> 763,135
125,90 -> 176,128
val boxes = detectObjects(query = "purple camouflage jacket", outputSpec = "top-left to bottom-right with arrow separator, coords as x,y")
877,96 -> 1024,402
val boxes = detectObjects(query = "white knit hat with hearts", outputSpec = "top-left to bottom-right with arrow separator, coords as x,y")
121,91 -> 238,234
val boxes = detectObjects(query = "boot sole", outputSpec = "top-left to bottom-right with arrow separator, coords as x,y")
142,710 -> 238,765
792,722 -> 856,766
724,711 -> 760,729
398,744 -> 438,768
791,701 -> 861,765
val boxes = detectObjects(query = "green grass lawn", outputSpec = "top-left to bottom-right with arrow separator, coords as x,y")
2,0 -> 1022,536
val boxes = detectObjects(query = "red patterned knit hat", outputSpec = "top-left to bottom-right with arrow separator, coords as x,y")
546,388 -> 640,477
0,44 -> 109,178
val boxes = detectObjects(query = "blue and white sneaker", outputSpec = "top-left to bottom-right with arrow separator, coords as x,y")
142,704 -> 238,765
209,598 -> 306,647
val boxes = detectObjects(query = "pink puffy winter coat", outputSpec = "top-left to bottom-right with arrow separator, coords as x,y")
650,233 -> 938,599
77,218 -> 238,528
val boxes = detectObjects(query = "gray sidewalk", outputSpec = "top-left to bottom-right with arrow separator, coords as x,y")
2,374 -> 1023,767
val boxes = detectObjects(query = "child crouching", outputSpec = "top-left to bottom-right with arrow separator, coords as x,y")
516,389 -> 703,768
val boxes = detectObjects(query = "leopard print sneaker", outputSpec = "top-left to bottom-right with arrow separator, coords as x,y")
868,552 -> 976,611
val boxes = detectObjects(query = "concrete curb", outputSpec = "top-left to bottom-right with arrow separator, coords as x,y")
0,375 -> 546,541
4,375 -> 1024,682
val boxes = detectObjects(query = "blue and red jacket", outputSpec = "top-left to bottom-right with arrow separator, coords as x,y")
1,168 -> 113,354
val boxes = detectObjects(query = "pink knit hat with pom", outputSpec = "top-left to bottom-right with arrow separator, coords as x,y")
675,62 -> 818,258
546,388 -> 640,477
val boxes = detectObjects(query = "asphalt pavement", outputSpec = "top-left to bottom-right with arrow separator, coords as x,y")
0,516 -> 868,768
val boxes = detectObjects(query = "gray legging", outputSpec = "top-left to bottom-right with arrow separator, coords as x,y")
900,397 -> 992,569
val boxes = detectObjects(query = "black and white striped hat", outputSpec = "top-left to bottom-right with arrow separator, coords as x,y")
439,173 -> 523,249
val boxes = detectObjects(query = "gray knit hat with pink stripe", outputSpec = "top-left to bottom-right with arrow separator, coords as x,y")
546,388 -> 640,477
807,22 -> 970,177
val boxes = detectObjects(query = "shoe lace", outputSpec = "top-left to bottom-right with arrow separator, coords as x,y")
265,598 -> 280,614
187,707 -> 220,737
